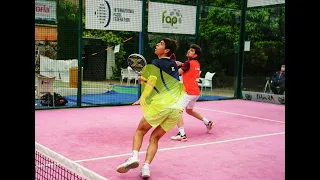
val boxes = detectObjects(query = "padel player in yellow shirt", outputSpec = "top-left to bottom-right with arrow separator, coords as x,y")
116,38 -> 185,178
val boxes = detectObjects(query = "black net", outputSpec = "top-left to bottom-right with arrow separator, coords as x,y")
35,151 -> 84,180
35,142 -> 107,180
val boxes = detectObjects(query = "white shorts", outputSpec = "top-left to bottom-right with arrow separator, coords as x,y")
181,94 -> 200,109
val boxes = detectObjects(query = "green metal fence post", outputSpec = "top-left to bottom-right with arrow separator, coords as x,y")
195,0 -> 200,44
77,0 -> 83,106
234,0 -> 247,99
138,0 -> 146,99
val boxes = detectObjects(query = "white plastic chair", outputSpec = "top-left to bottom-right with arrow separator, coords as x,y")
127,67 -> 139,86
198,72 -> 215,94
120,68 -> 129,85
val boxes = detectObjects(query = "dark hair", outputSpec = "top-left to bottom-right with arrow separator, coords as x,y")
190,44 -> 202,57
162,38 -> 178,57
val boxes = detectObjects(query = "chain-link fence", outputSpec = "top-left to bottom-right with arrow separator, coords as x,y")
35,0 -> 285,109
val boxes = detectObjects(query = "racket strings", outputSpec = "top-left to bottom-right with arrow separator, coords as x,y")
127,54 -> 147,74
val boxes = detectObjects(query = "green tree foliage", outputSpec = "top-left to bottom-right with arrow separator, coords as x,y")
199,4 -> 240,87
245,6 -> 285,75
57,0 -> 79,60
199,1 -> 284,87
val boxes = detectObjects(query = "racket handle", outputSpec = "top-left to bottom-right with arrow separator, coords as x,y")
170,53 -> 176,61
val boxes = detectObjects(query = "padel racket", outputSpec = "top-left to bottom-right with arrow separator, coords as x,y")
127,53 -> 147,75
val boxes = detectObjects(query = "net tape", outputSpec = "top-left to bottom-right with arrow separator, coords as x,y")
35,142 -> 108,180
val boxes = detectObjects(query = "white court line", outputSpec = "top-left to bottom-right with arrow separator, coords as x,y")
74,132 -> 284,163
195,107 -> 285,124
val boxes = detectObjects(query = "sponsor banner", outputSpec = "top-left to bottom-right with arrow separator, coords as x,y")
242,91 -> 285,105
35,0 -> 56,21
247,0 -> 285,8
148,2 -> 197,35
85,0 -> 142,32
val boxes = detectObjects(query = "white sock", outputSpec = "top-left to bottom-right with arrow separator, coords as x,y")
178,127 -> 185,136
143,163 -> 150,168
202,117 -> 209,125
132,150 -> 139,159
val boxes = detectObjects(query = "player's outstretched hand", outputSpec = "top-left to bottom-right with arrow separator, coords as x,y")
132,99 -> 140,105
176,61 -> 182,67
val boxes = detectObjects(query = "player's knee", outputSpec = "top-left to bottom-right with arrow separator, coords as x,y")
149,134 -> 161,143
136,118 -> 152,135
186,108 -> 193,114
149,127 -> 166,143
136,128 -> 149,135
136,124 -> 150,135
